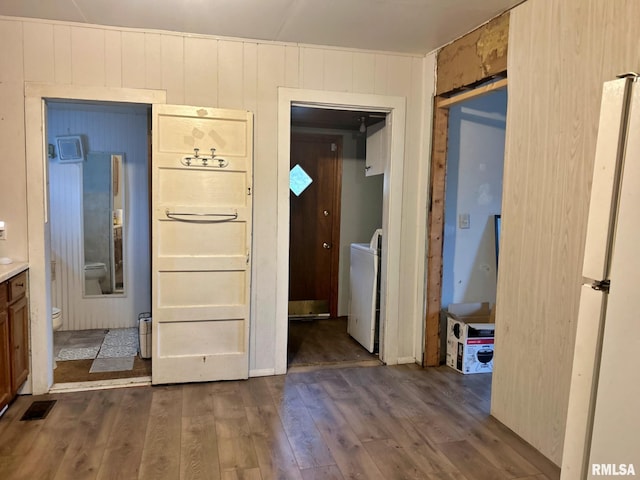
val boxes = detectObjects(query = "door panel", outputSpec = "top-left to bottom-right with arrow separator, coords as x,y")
289,134 -> 342,317
152,105 -> 252,385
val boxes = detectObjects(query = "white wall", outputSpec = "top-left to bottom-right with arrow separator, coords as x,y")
0,16 -> 428,376
442,90 -> 506,307
47,102 -> 150,331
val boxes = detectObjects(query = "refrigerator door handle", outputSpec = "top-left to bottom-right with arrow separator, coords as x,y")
591,280 -> 610,292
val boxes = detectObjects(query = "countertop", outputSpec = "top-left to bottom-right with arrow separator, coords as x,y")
0,262 -> 29,284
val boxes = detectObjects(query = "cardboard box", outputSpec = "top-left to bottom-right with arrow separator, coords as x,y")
445,303 -> 495,374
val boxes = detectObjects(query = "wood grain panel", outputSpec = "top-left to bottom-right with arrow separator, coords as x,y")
161,34 -> 185,104
23,22 -> 54,82
219,40 -> 245,110
323,49 -> 353,92
144,33 -> 162,90
373,54 -> 388,95
253,42 -> 285,369
300,47 -> 324,90
284,45 -> 299,89
53,25 -> 72,84
493,0 -> 640,466
185,36 -> 218,107
352,53 -> 375,94
96,387 -> 153,480
386,56 -> 412,97
71,27 -> 105,86
54,389 -> 124,480
139,387 -> 183,479
104,30 -> 122,87
243,42 -> 258,113
122,31 -> 146,88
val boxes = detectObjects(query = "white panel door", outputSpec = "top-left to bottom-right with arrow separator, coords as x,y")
152,104 -> 253,385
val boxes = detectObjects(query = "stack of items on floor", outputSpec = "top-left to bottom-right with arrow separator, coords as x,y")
445,302 -> 495,374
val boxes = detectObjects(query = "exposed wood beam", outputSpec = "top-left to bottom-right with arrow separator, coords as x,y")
437,78 -> 508,109
436,13 -> 509,95
424,106 -> 449,367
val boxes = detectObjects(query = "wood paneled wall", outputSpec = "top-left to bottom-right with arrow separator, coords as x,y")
0,16 -> 426,372
493,0 -> 640,465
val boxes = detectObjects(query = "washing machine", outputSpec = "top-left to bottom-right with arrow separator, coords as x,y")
348,229 -> 381,353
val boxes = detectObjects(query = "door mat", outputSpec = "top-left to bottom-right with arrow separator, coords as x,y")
20,400 -> 57,421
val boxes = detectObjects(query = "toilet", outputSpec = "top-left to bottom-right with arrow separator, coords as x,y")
52,307 -> 63,331
84,262 -> 107,295
52,307 -> 62,369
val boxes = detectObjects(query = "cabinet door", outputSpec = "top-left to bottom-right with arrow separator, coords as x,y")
9,296 -> 29,394
0,310 -> 11,411
365,119 -> 389,176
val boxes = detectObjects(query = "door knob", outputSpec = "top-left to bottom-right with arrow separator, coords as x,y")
323,242 -> 332,249
323,210 -> 330,216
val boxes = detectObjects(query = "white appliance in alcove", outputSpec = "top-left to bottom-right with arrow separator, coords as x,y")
348,229 -> 382,352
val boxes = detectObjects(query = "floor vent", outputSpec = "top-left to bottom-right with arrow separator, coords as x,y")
20,400 -> 57,421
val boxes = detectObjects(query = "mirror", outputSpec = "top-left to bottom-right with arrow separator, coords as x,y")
82,152 -> 125,296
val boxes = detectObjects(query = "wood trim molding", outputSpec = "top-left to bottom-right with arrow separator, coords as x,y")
437,78 -> 508,109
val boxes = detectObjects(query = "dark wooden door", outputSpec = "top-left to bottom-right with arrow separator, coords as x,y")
289,133 -> 342,317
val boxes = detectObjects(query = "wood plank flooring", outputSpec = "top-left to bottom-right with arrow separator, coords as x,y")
287,317 -> 380,367
0,364 -> 560,480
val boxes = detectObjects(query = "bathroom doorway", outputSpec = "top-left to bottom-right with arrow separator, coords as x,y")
46,100 -> 152,385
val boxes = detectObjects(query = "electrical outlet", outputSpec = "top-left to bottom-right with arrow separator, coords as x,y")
458,213 -> 470,229
0,221 -> 5,240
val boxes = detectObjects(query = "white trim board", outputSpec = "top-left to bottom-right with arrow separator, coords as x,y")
24,83 -> 166,395
276,88 -> 406,374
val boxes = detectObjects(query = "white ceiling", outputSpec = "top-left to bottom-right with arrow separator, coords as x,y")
0,0 -> 522,55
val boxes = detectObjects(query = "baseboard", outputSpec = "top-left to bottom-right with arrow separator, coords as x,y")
397,356 -> 417,364
249,368 -> 276,377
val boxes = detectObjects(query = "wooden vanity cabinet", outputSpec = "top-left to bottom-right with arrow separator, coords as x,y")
0,283 -> 11,411
0,271 -> 29,413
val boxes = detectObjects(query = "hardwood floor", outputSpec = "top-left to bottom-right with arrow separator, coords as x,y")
0,364 -> 560,480
287,317 -> 379,368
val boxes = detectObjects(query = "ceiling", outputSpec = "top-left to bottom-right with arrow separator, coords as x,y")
0,0 -> 521,55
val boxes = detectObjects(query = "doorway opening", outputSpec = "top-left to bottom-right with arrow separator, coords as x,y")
46,99 -> 152,386
286,106 -> 387,369
276,89 -> 407,374
425,79 -> 507,413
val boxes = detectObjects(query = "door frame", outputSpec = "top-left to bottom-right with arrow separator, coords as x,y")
289,132 -> 343,318
24,83 -> 166,395
276,88 -> 406,373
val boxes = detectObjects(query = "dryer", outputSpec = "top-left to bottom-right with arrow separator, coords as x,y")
348,229 -> 381,353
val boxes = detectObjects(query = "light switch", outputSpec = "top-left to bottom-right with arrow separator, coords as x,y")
0,221 -> 5,240
458,213 -> 470,229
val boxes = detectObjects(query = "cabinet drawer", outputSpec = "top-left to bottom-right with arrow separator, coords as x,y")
8,272 -> 27,303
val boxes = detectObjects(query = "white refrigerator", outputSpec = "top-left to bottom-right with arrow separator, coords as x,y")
561,76 -> 640,479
